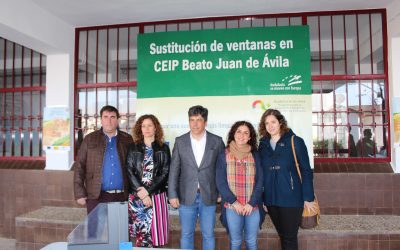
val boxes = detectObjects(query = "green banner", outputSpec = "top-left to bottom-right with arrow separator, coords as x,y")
138,26 -> 311,98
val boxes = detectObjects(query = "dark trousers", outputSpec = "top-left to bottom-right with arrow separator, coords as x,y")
267,206 -> 303,250
86,191 -> 126,214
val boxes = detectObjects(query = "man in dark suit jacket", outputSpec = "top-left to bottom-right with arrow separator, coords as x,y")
73,105 -> 133,214
168,105 -> 225,250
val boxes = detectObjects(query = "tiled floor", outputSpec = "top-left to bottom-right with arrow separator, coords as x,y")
0,237 -> 16,250
13,204 -> 400,250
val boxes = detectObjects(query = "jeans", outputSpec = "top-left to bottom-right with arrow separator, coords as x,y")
226,208 -> 260,250
267,206 -> 303,250
179,193 -> 216,250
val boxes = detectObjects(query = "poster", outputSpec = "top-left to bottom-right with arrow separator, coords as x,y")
394,97 -> 400,147
43,106 -> 70,151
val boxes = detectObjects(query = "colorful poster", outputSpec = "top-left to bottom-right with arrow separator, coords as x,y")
137,26 -> 313,166
394,97 -> 400,147
43,106 -> 70,151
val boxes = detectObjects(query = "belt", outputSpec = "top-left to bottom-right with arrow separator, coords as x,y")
269,166 -> 281,170
197,188 -> 201,193
104,189 -> 123,194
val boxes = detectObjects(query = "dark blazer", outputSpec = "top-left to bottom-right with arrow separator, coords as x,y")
216,150 -> 265,231
73,129 -> 133,200
168,131 -> 225,206
259,129 -> 314,208
126,141 -> 171,195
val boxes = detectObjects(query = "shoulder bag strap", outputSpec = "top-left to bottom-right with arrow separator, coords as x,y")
291,135 -> 302,183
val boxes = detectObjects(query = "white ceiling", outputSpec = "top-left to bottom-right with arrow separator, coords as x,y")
31,0 -> 394,28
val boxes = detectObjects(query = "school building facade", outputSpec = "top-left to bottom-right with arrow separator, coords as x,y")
1,1 -> 400,249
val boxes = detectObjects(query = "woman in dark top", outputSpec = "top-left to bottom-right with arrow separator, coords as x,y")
216,121 -> 264,250
126,114 -> 171,247
258,109 -> 316,250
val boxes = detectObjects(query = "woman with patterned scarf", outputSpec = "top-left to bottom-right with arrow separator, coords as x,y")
216,121 -> 265,250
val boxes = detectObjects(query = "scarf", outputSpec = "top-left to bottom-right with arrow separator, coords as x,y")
228,141 -> 251,160
225,142 -> 256,207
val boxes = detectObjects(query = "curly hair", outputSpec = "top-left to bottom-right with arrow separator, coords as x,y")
132,114 -> 164,146
227,121 -> 258,151
258,109 -> 289,139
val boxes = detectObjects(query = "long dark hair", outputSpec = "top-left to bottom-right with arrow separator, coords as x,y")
258,109 -> 290,139
227,121 -> 258,151
132,114 -> 164,146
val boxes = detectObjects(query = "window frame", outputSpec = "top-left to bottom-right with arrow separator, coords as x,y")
0,37 -> 46,160
74,8 -> 390,163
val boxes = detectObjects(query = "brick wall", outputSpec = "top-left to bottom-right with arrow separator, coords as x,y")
1,169 -> 400,238
315,173 -> 400,215
0,169 -> 76,238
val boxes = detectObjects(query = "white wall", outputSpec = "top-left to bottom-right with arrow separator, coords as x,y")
45,54 -> 74,170
0,0 -> 74,54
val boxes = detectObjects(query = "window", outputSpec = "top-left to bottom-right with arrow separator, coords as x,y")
75,27 -> 139,151
75,9 -> 389,162
308,12 -> 388,160
0,38 -> 46,158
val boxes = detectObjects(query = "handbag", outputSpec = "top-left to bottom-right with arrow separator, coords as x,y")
291,135 -> 320,229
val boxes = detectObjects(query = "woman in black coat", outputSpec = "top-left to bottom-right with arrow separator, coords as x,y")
126,114 -> 171,247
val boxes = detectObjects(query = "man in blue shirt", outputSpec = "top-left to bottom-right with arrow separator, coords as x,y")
74,105 -> 133,213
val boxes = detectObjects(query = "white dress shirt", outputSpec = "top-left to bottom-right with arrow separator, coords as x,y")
190,131 -> 207,167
